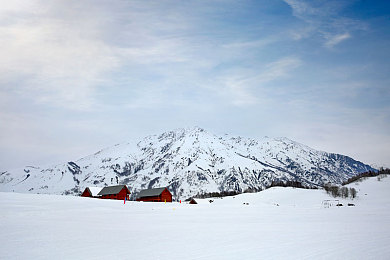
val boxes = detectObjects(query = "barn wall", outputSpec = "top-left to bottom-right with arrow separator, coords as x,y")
100,187 -> 130,200
137,189 -> 172,202
161,189 -> 172,202
101,194 -> 114,199
136,196 -> 160,202
116,188 -> 130,200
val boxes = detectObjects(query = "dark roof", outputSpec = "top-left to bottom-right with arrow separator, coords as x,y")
98,185 -> 129,196
137,187 -> 167,198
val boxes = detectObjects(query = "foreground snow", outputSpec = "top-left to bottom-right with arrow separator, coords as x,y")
1,176 -> 390,259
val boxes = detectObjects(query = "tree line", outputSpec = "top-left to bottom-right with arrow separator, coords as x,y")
192,167 -> 389,200
268,180 -> 318,189
194,190 -> 240,199
324,185 -> 357,199
342,168 -> 390,185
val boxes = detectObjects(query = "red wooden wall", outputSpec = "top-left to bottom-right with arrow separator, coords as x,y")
160,189 -> 172,202
100,187 -> 130,200
137,188 -> 172,202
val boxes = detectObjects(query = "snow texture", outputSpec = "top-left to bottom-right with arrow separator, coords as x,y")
1,176 -> 389,259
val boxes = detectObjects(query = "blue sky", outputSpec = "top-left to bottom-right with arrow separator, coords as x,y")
0,0 -> 389,169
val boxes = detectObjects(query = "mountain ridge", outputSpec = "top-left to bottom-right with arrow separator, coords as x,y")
0,127 -> 375,199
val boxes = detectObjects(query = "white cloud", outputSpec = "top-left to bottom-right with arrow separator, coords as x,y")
0,0 -> 220,111
222,38 -> 276,49
0,1 -> 120,110
283,0 -> 363,47
324,32 -> 351,48
220,57 -> 302,106
283,0 -> 320,20
289,26 -> 315,40
260,57 -> 302,82
0,0 -> 388,171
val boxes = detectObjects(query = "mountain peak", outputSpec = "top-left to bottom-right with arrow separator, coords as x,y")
175,126 -> 207,136
0,127 -> 376,199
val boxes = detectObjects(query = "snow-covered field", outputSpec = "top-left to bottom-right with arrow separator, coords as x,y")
1,176 -> 390,259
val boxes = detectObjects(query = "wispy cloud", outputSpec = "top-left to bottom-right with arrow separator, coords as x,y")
0,0 -> 294,111
0,1 -> 121,110
259,57 -> 302,82
1,0 -> 389,170
0,0 -> 206,110
324,32 -> 351,48
283,0 -> 365,47
283,0 -> 321,19
222,38 -> 276,49
221,57 -> 302,106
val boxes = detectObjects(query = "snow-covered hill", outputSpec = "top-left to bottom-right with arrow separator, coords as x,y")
0,127 -> 375,199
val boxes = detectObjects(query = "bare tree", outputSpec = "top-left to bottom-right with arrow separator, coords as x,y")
349,188 -> 357,199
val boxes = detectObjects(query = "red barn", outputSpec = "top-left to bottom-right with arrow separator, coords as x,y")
136,187 -> 172,202
81,187 -> 103,198
188,198 -> 198,204
97,185 -> 130,200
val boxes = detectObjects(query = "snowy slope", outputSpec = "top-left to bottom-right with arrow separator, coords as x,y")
0,127 -> 375,199
1,175 -> 389,259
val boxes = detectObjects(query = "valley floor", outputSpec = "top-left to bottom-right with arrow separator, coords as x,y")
1,176 -> 390,259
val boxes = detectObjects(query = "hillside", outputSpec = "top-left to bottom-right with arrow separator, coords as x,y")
0,127 -> 375,199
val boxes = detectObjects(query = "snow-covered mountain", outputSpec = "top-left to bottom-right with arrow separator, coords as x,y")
0,127 -> 375,199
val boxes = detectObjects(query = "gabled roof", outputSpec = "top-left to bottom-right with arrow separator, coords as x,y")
98,185 -> 129,196
137,187 -> 168,198
85,187 -> 103,197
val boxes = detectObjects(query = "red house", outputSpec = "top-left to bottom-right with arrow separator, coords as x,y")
97,185 -> 130,200
136,187 -> 172,202
188,198 -> 198,204
81,187 -> 103,198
